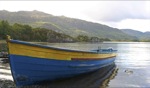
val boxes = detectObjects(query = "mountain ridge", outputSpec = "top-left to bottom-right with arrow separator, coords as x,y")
0,10 -> 143,41
121,29 -> 150,41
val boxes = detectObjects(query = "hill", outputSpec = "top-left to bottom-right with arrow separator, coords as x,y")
0,10 -> 137,41
122,29 -> 150,41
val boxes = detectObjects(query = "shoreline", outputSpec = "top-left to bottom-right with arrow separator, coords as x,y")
0,58 -> 15,88
0,79 -> 15,88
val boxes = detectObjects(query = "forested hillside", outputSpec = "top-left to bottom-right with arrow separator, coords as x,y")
0,20 -> 111,42
0,10 -> 137,41
0,20 -> 74,42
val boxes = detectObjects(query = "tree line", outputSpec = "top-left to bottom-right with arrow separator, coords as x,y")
0,20 -> 110,42
0,20 -> 74,42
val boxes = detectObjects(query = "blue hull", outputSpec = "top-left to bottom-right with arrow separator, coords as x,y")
9,54 -> 115,86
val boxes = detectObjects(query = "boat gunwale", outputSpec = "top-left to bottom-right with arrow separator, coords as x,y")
8,39 -> 101,54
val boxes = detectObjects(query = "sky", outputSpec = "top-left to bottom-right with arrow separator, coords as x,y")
0,1 -> 150,32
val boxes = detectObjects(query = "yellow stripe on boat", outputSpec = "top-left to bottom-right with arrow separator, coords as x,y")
7,41 -> 116,61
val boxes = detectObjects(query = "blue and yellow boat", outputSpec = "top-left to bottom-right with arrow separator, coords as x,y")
6,36 -> 117,86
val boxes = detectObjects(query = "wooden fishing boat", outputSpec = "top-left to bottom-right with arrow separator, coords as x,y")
6,35 -> 117,86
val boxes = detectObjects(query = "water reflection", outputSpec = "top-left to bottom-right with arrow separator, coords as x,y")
24,63 -> 118,88
110,43 -> 150,87
116,43 -> 150,68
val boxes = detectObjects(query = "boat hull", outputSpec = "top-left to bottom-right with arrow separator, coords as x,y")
6,37 -> 117,86
9,54 -> 115,86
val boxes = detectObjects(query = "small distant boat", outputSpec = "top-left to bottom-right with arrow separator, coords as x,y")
6,35 -> 117,86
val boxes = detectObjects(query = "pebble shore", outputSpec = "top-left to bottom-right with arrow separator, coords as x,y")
0,58 -> 15,88
0,79 -> 16,88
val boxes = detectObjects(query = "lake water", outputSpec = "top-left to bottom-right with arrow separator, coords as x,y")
0,42 -> 150,87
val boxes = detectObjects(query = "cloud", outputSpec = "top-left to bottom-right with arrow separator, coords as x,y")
82,1 -> 150,22
99,19 -> 150,32
0,1 -> 149,32
117,19 -> 150,32
0,1 -> 149,22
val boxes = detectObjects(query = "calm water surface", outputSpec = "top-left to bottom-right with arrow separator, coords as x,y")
0,42 -> 150,87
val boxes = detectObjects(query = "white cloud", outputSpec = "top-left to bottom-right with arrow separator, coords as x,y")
83,1 -> 150,22
117,19 -> 150,32
0,1 -> 150,32
97,19 -> 150,32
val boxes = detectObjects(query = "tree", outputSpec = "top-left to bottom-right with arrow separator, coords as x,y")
0,20 -> 12,39
76,35 -> 89,42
